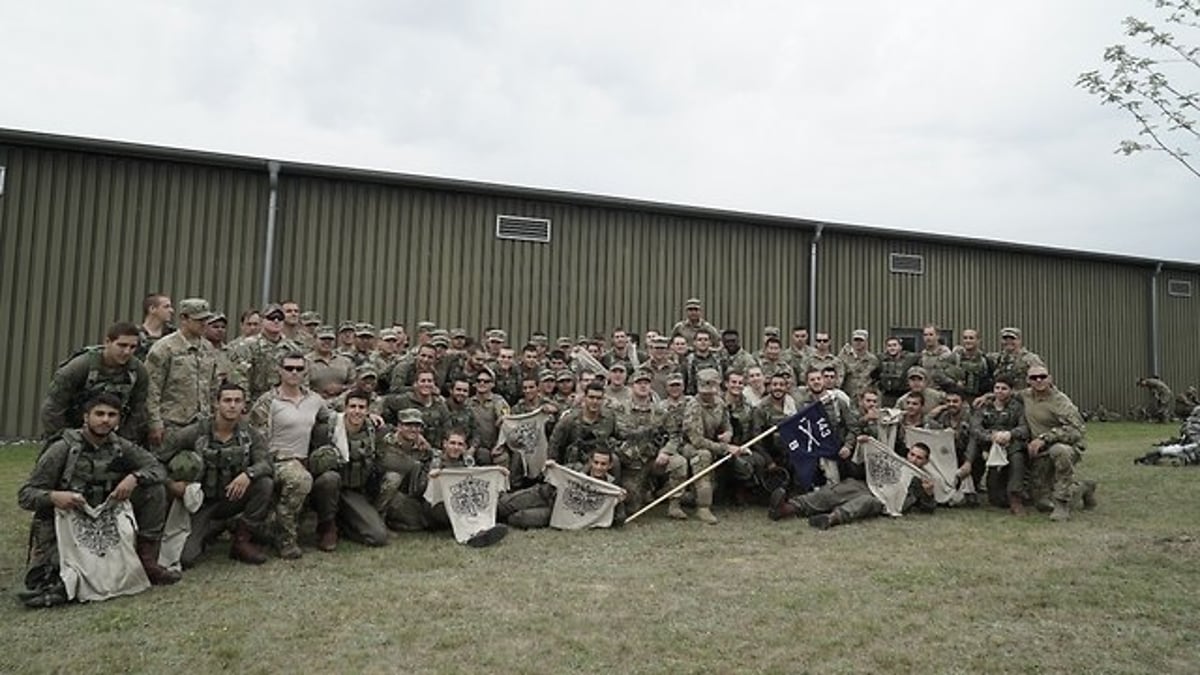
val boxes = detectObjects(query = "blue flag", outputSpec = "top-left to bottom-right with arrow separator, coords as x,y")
778,402 -> 842,492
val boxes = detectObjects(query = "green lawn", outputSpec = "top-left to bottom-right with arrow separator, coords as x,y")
1,423 -> 1197,674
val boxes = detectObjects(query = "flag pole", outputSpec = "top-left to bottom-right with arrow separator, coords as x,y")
625,424 -> 779,524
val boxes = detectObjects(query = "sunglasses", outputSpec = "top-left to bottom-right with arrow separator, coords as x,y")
265,315 -> 285,321
1027,374 -> 1049,381
815,338 -> 830,343
281,365 -> 306,373
476,378 -> 493,384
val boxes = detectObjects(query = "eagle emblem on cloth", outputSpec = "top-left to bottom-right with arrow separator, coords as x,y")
71,504 -> 123,557
561,479 -> 606,516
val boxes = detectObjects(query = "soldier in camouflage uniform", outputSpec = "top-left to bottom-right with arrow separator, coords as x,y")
296,310 -> 321,351
1137,376 -> 1176,423
925,385 -> 975,497
602,362 -> 633,413
42,321 -> 149,444
644,335 -> 682,398
306,325 -> 356,399
758,336 -> 795,383
952,328 -> 993,399
347,324 -> 378,368
670,298 -> 721,345
1021,365 -> 1096,521
752,372 -> 797,475
232,303 -> 306,402
917,324 -> 960,390
380,408 -> 436,531
969,375 -> 1030,512
671,368 -> 742,523
601,327 -> 641,371
468,369 -> 510,452
897,366 -> 945,414
369,328 -> 404,394
796,368 -> 856,484
685,332 -> 722,395
444,377 -> 481,456
248,352 -> 332,559
135,293 -> 174,360
160,382 -> 273,567
800,332 -> 844,388
145,298 -> 221,448
614,370 -> 664,513
336,320 -> 357,355
224,308 -> 261,356
877,336 -> 919,408
307,389 -> 392,548
652,372 -> 692,519
717,329 -> 757,377
548,381 -> 618,469
493,347 -> 522,405
838,329 -> 880,401
388,343 -> 437,394
381,370 -> 451,448
19,393 -> 180,604
989,327 -> 1044,385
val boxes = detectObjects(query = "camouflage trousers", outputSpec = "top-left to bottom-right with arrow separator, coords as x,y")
787,479 -> 883,523
273,459 -> 313,547
1030,443 -> 1080,503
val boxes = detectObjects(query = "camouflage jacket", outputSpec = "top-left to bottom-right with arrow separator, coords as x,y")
145,331 -> 220,429
232,334 -> 307,402
41,348 -> 149,442
681,396 -> 731,458
19,429 -> 165,512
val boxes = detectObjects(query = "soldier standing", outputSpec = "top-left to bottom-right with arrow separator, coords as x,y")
145,298 -> 220,448
42,322 -> 149,443
838,329 -> 880,401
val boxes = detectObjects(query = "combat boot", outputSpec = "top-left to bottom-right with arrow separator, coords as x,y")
316,519 -> 338,552
1049,500 -> 1071,522
278,534 -> 303,560
229,522 -> 268,565
768,487 -> 797,521
1080,480 -> 1098,510
694,480 -> 718,525
1008,494 -> 1025,516
667,497 -> 688,520
135,539 -> 182,585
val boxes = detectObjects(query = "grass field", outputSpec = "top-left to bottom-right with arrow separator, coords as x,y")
1,423 -> 1197,674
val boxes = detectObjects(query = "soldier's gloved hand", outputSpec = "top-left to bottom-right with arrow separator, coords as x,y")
50,490 -> 87,511
109,475 -> 138,502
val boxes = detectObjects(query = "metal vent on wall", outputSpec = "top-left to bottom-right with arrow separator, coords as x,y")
496,214 -> 551,243
1167,279 -> 1193,298
889,252 -> 925,275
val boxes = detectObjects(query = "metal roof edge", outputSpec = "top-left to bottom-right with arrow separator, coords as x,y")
2,125 -> 1197,271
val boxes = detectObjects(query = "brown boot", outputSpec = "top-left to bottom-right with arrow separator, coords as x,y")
316,519 -> 338,552
136,539 -> 182,585
1008,494 -> 1025,516
667,498 -> 688,520
229,522 -> 268,565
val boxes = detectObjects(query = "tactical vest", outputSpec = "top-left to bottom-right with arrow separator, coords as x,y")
878,355 -> 911,394
340,429 -> 377,491
957,352 -> 990,396
57,431 -> 132,507
195,424 -> 253,501
62,348 -> 139,420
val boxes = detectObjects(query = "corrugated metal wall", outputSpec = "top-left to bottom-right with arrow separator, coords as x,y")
0,132 -> 1195,437
1158,270 -> 1200,396
0,143 -> 267,438
816,232 -> 1157,412
273,174 -> 811,345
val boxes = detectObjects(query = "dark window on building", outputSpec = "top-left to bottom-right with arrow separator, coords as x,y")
890,327 -> 953,353
1167,279 -> 1193,298
496,215 -> 551,243
889,253 -> 925,275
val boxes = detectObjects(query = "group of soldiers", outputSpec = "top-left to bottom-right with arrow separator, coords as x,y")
20,294 -> 1101,606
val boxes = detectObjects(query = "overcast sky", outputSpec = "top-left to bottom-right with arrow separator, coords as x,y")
3,1 -> 1197,261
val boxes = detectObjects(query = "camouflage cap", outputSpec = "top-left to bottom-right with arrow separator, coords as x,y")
556,336 -> 573,348
530,333 -> 548,345
650,335 -> 670,348
631,369 -> 653,383
308,446 -> 341,476
608,361 -> 627,372
206,312 -> 227,325
179,298 -> 215,321
355,323 -> 377,337
852,329 -> 869,340
338,320 -> 356,333
907,366 -> 928,379
167,450 -> 205,483
696,368 -> 721,388
685,297 -> 703,309
1000,327 -> 1022,338
397,408 -> 425,425
763,326 -> 781,338
486,329 -> 507,342
666,372 -> 685,385
430,335 -> 450,348
380,328 -> 398,341
556,369 -> 576,382
416,321 -> 437,332
576,335 -> 590,344
357,365 -> 378,379
538,369 -> 557,382
316,324 -> 336,339
262,303 -> 285,319
300,311 -> 322,325
449,327 -> 467,339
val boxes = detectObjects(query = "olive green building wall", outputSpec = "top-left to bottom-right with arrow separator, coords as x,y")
0,129 -> 1196,437
812,231 -> 1184,412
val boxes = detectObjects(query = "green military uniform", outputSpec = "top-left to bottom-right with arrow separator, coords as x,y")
161,419 -> 275,567
309,422 -> 392,547
547,408 -> 618,469
877,351 -> 919,407
918,344 -> 960,390
775,476 -> 936,525
675,385 -> 733,522
719,347 -> 758,378
469,393 -> 510,451
685,351 -> 722,395
969,397 -> 1029,506
306,343 -> 357,399
1141,377 -> 1175,423
614,394 -> 664,513
953,346 -> 993,398
381,392 -> 452,448
19,429 -> 169,573
42,348 -> 149,443
233,334 -> 306,402
839,348 -> 880,400
801,351 -> 845,387
145,330 -> 220,438
1020,386 -> 1086,510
